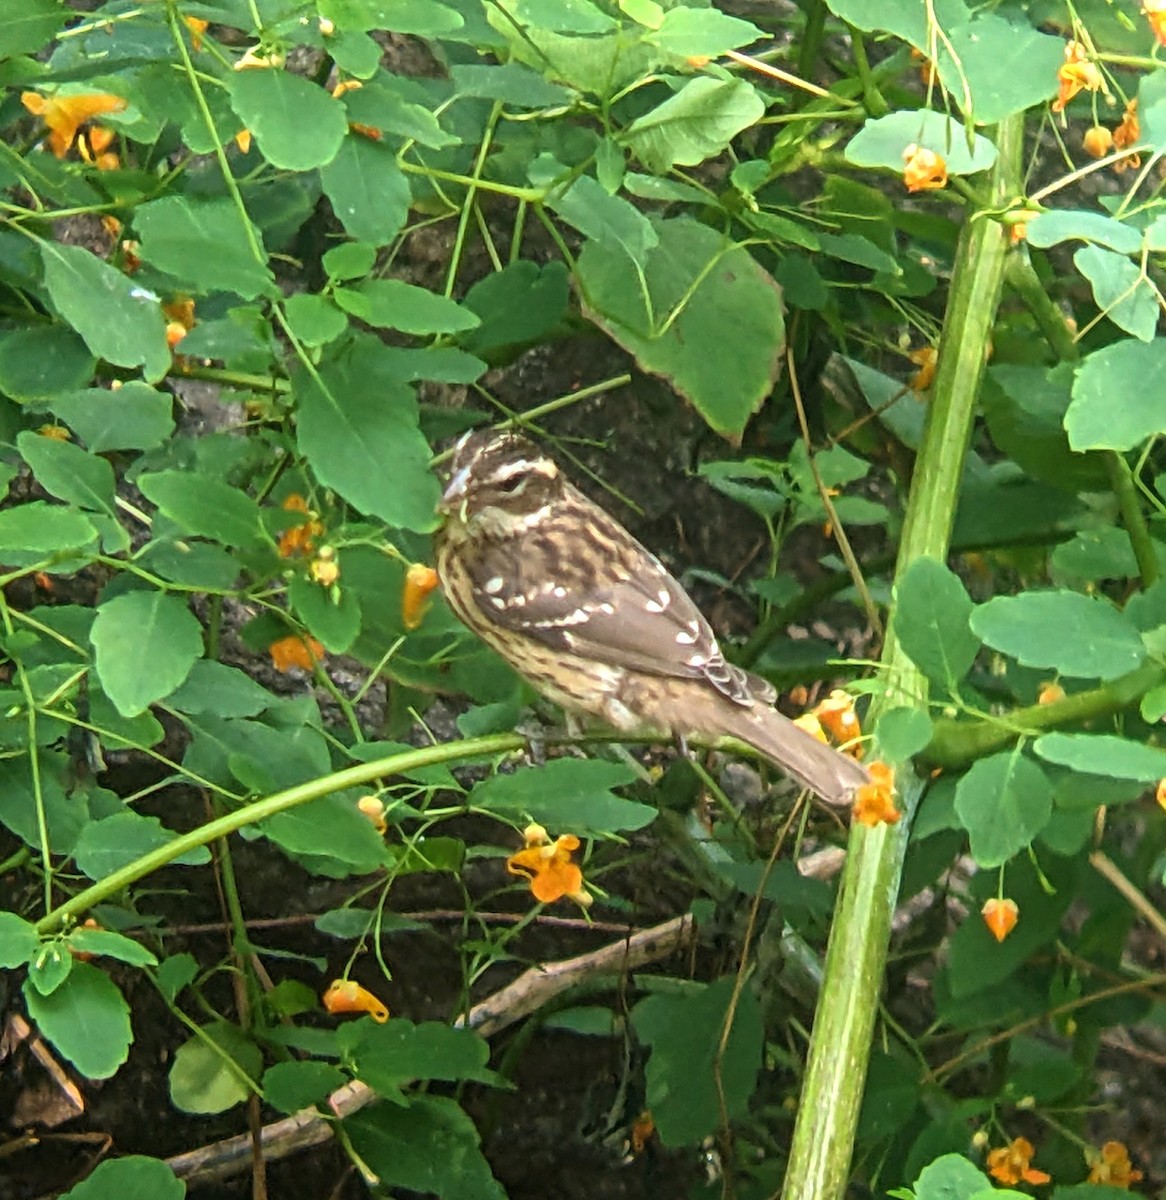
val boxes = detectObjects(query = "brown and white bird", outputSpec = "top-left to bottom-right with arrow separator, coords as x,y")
434,429 -> 868,806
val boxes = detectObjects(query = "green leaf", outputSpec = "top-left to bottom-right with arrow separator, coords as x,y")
345,1096 -> 506,1200
1067,339 -> 1166,451
23,960 -> 132,1080
320,133 -> 412,245
1034,732 -> 1166,782
631,976 -> 762,1146
340,1019 -> 496,1097
461,260 -> 570,357
1073,245 -> 1158,341
39,242 -> 170,381
0,910 -> 39,968
288,572 -> 361,653
17,432 -> 116,517
844,110 -> 997,176
578,217 -> 784,438
263,1061 -> 347,1114
91,591 -> 203,716
1026,210 -> 1143,255
623,77 -> 764,174
644,7 -> 763,57
282,293 -> 348,347
471,759 -> 654,835
333,279 -> 479,334
138,471 -> 264,547
533,161 -> 657,267
60,1156 -> 185,1200
229,70 -> 348,171
157,954 -> 198,1003
0,325 -> 95,401
954,753 -> 1054,868
260,794 -> 388,872
72,810 -> 211,880
48,383 -> 175,452
134,196 -> 274,300
0,501 -> 96,559
894,558 -> 981,689
169,1021 -> 263,1114
912,1154 -> 989,1200
825,0 -> 970,50
320,0 -> 465,36
969,590 -> 1145,680
341,80 -> 458,149
0,0 -> 66,59
166,660 -> 273,718
874,707 -> 934,761
28,941 -> 72,995
0,757 -> 89,856
295,335 -> 440,531
450,62 -> 573,107
67,926 -> 158,968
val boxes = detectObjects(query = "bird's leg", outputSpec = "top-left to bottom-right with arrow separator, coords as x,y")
674,731 -> 692,761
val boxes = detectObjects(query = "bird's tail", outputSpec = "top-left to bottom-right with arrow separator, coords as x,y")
720,704 -> 869,807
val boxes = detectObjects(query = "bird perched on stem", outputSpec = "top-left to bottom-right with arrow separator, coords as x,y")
434,429 -> 868,806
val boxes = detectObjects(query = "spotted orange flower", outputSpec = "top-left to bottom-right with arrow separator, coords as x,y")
323,978 -> 389,1023
908,345 -> 938,391
277,493 -> 324,558
1087,1140 -> 1142,1186
987,1136 -> 1051,1185
77,124 -> 119,170
902,144 -> 947,192
269,634 -> 324,672
852,761 -> 899,827
506,823 -> 593,906
1037,681 -> 1065,705
1053,42 -> 1102,113
1082,125 -> 1114,158
981,897 -> 1019,943
1113,100 -> 1142,173
402,563 -> 439,630
21,90 -> 126,158
184,16 -> 209,50
1145,0 -> 1166,46
813,689 -> 863,757
793,712 -> 828,742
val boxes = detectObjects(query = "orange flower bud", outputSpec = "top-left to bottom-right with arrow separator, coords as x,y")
184,16 -> 209,51
1082,125 -> 1114,158
402,563 -> 439,630
908,345 -> 938,391
981,897 -> 1019,942
902,144 -> 947,192
357,795 -> 387,834
1156,778 -> 1166,811
310,547 -> 340,587
323,978 -> 389,1022
1037,681 -> 1065,705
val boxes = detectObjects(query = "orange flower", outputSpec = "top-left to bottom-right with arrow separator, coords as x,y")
234,128 -> 252,154
37,424 -> 70,440
902,144 -> 947,192
981,897 -> 1019,942
21,90 -> 126,158
987,1137 -> 1051,1185
1145,0 -> 1166,46
184,16 -> 209,51
310,548 -> 340,588
357,795 -> 387,835
1087,1140 -> 1143,1187
323,978 -> 389,1023
269,634 -> 324,672
910,48 -> 938,88
908,345 -> 938,391
277,493 -> 324,558
852,761 -> 899,827
1053,42 -> 1101,113
813,689 -> 862,756
1156,778 -> 1166,811
506,823 -> 592,906
793,713 -> 828,742
629,1110 -> 655,1154
1113,100 -> 1142,173
1009,221 -> 1028,245
402,562 -> 439,630
1082,125 -> 1114,158
1037,681 -> 1065,705
77,124 -> 119,170
233,45 -> 284,70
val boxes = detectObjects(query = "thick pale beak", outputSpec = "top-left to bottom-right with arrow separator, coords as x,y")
438,465 -> 471,513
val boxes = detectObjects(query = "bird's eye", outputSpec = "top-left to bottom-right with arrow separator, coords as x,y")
496,475 -> 525,494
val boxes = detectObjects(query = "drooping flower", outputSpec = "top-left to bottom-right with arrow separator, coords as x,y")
402,563 -> 439,630
1113,100 -> 1142,173
1087,1140 -> 1143,1187
793,712 -> 828,742
1053,42 -> 1102,113
812,689 -> 863,757
902,144 -> 947,192
184,16 -> 209,51
1156,778 -> 1166,811
987,1136 -> 1051,1185
908,345 -> 938,392
506,823 -> 592,906
277,493 -> 324,558
852,761 -> 899,827
323,978 -> 389,1022
1145,0 -> 1166,46
310,547 -> 340,588
1082,125 -> 1114,159
357,795 -> 387,835
21,90 -> 126,158
1037,681 -> 1065,705
981,897 -> 1019,942
269,634 -> 324,672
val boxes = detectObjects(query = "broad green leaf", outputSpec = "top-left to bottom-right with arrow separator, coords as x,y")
229,70 -> 348,170
1034,732 -> 1166,782
262,1061 -> 347,1114
40,243 -> 170,381
48,382 -> 175,452
844,110 -> 997,176
954,753 -> 1053,867
169,1021 -> 263,1114
288,572 -> 361,653
644,7 -> 763,57
632,976 -> 762,1146
339,1019 -> 495,1097
165,660 -> 273,718
969,590 -> 1145,680
1026,210 -> 1143,255
471,758 -> 653,835
1073,245 -> 1158,341
282,293 -> 348,347
0,325 -> 95,401
623,77 -> 765,174
0,501 -> 96,558
824,0 -> 970,49
295,335 -> 440,531
1050,528 -> 1148,586
138,540 -> 241,591
323,241 -> 377,279
91,591 -> 203,716
138,470 -> 264,547
157,954 -> 198,1002
494,0 -> 614,33
874,707 -> 934,761
134,196 -> 274,300
23,960 -> 132,1079
17,431 -> 116,516
0,757 -> 88,856
320,133 -> 412,245
0,911 -> 38,968
319,0 -> 465,35
29,941 -> 72,995
375,346 -> 486,383
450,62 -> 573,107
67,927 -> 157,968
341,80 -> 458,149
533,160 -> 657,267
346,1096 -> 506,1200
912,1155 -> 989,1200
333,279 -> 479,334
461,261 -> 570,357
1,0 -> 66,59
72,810 -> 211,880
578,217 -> 784,438
1067,339 -> 1166,451
260,794 -> 388,872
893,558 -> 981,688
60,1156 -> 185,1200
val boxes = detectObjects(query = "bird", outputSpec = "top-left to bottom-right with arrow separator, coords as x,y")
433,429 -> 869,807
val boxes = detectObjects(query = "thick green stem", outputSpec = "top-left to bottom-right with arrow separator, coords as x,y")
779,113 -> 1025,1200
